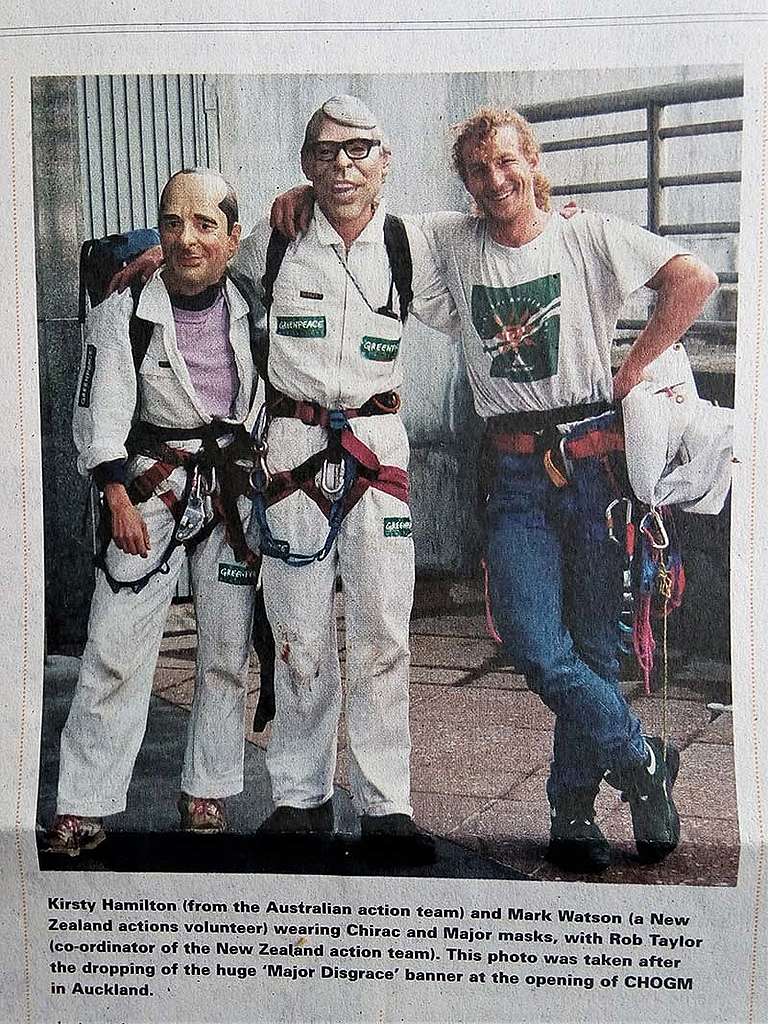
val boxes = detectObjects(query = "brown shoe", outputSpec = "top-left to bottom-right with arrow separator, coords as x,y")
178,793 -> 227,833
42,815 -> 106,857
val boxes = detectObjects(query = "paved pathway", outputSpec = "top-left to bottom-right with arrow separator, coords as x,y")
149,588 -> 739,887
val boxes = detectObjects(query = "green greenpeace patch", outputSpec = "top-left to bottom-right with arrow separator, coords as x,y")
218,563 -> 259,585
384,517 -> 412,538
361,336 -> 400,362
276,315 -> 326,338
471,273 -> 561,382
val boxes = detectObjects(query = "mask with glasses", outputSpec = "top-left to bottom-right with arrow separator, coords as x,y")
310,138 -> 382,162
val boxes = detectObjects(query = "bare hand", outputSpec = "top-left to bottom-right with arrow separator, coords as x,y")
612,359 -> 644,402
106,245 -> 164,296
104,484 -> 150,557
269,185 -> 314,239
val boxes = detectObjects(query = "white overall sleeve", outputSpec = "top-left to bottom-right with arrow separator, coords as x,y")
72,290 -> 139,478
231,219 -> 272,317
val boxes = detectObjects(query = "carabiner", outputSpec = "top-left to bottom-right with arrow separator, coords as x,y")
605,496 -> 632,546
605,499 -> 621,544
320,458 -> 346,499
250,452 -> 271,494
252,403 -> 270,447
639,508 -> 669,550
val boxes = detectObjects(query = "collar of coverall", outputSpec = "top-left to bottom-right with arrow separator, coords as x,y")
136,267 -> 250,325
311,197 -> 388,249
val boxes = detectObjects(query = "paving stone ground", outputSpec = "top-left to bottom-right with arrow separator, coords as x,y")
148,588 -> 738,887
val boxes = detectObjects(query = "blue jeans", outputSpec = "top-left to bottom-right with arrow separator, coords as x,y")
486,430 -> 647,805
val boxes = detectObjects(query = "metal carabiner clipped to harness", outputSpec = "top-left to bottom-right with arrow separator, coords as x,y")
639,508 -> 669,550
320,458 -> 346,499
176,465 -> 207,542
249,404 -> 272,494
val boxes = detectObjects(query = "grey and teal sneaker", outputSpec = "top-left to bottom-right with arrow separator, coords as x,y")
547,789 -> 611,873
610,736 -> 681,863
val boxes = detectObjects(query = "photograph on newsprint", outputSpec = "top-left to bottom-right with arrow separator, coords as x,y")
0,4 -> 767,1023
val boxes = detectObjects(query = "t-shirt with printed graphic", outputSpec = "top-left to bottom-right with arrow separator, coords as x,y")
420,209 -> 688,419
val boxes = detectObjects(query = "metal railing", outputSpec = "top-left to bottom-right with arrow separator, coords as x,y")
521,78 -> 742,345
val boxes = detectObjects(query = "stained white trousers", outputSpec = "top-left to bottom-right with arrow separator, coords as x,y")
260,416 -> 415,817
56,494 -> 255,817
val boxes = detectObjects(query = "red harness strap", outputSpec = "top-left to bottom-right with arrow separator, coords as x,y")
263,429 -> 409,522
129,456 -> 189,502
490,426 -> 625,460
563,427 -> 624,460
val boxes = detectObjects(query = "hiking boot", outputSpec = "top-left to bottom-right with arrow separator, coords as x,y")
359,813 -> 436,866
258,799 -> 334,835
546,790 -> 611,873
42,815 -> 106,857
178,794 -> 227,834
608,736 -> 681,863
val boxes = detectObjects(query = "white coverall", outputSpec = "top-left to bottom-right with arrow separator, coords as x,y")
57,272 -> 258,816
235,204 -> 456,816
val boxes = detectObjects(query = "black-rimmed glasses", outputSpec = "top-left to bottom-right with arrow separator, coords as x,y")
310,138 -> 382,162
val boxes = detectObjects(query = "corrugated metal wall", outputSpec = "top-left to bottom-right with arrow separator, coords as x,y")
76,74 -> 220,238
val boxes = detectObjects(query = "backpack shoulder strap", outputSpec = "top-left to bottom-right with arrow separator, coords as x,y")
260,228 -> 292,316
383,213 -> 414,324
128,280 -> 153,376
228,268 -> 270,384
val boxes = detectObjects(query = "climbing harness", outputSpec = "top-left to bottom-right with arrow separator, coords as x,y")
95,421 -> 258,594
249,390 -> 408,566
249,215 -> 414,567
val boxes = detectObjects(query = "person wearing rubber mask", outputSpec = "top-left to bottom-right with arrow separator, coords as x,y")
44,169 -> 261,856
273,105 -> 718,873
238,94 -> 466,861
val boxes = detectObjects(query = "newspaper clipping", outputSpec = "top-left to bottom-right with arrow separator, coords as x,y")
1,4 -> 766,1022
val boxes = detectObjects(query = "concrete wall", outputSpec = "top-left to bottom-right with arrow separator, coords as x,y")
33,77 -> 94,652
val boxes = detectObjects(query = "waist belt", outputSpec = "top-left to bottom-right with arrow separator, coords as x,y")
268,389 -> 401,426
490,425 -> 625,460
486,400 -> 613,435
487,404 -> 624,490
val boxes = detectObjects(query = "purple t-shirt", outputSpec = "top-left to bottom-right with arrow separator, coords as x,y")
174,291 -> 238,418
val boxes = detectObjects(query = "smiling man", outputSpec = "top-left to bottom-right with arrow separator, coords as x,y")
44,168 -> 260,855
418,107 -> 718,872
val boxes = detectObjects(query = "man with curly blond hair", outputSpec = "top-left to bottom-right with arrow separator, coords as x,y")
417,105 -> 717,872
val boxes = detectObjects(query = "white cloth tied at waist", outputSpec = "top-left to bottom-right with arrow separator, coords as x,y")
622,343 -> 732,515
